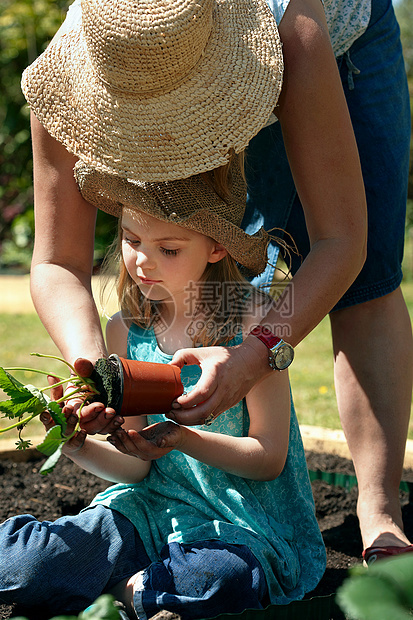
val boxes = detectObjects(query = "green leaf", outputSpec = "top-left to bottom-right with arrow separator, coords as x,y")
47,400 -> 67,434
39,444 -> 64,475
0,366 -> 25,396
79,595 -> 121,620
0,396 -> 45,418
367,553 -> 413,607
336,573 -> 413,620
44,616 -> 78,620
25,384 -> 48,407
36,425 -> 65,456
0,371 -> 47,418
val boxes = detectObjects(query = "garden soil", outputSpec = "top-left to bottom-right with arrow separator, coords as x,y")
1,449 -> 413,620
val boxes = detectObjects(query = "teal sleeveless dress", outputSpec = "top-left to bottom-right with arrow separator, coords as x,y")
91,324 -> 326,605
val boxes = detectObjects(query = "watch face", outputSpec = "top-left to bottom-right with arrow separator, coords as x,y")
274,344 -> 294,370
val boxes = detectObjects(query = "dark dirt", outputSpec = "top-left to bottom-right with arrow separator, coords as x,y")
0,449 -> 412,619
90,355 -> 123,415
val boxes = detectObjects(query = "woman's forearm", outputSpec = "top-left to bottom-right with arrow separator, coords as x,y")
30,262 -> 107,365
30,112 -> 109,365
262,0 -> 368,347
255,235 -> 366,348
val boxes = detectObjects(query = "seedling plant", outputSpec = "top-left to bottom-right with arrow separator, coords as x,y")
0,353 -> 99,474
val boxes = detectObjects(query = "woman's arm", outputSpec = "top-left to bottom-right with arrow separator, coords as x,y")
110,310 -> 291,481
30,112 -> 108,365
173,309 -> 291,480
109,367 -> 291,481
269,0 -> 367,343
168,0 -> 367,424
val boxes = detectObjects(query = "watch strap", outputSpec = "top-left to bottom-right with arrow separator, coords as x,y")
249,326 -> 282,350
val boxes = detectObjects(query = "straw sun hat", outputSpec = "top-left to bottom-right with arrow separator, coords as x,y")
21,0 -> 283,182
74,159 -> 271,276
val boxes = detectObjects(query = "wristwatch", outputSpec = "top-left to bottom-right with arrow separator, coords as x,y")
249,326 -> 294,371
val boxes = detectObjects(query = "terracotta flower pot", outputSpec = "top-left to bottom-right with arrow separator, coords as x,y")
91,354 -> 184,416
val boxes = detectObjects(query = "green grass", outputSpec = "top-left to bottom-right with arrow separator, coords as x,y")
290,318 -> 338,430
0,282 -> 412,443
291,280 -> 413,437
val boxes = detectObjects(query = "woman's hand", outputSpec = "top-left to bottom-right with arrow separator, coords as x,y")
108,421 -> 182,460
68,358 -> 125,435
77,401 -> 124,435
167,337 -> 271,426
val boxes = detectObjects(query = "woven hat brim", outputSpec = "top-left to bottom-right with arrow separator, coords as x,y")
21,0 -> 283,182
75,163 -> 270,276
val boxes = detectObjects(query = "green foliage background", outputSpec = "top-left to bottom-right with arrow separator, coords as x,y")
0,0 -> 412,272
0,0 -> 117,272
0,0 -> 67,270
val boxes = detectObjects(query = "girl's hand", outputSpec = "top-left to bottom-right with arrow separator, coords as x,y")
168,338 -> 270,425
108,421 -> 183,460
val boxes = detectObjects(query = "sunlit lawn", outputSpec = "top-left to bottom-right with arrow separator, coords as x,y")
0,280 -> 412,443
291,280 -> 413,437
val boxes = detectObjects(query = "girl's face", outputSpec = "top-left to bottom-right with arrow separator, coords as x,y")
121,209 -> 227,308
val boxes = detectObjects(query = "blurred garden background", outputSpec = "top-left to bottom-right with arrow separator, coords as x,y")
0,0 -> 412,442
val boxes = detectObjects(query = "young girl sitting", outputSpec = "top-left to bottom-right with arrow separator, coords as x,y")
0,158 -> 325,619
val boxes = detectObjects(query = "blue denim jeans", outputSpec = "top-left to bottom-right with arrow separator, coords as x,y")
136,541 -> 267,620
243,0 -> 410,310
0,506 -> 266,619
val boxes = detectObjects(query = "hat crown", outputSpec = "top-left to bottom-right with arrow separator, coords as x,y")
82,0 -> 214,95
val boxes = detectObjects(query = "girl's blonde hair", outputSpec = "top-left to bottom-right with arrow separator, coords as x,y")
105,152 -> 271,347
114,231 -> 270,348
201,150 -> 245,203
